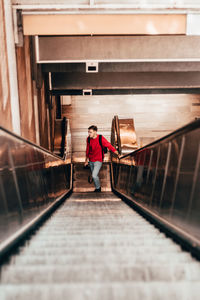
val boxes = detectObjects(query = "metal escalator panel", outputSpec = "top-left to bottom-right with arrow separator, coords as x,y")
111,116 -> 138,157
111,118 -> 200,254
53,117 -> 72,161
118,118 -> 138,151
0,127 -> 72,256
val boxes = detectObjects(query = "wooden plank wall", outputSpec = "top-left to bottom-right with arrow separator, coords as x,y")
37,80 -> 49,149
37,79 -> 55,151
16,36 -> 36,143
0,8 -> 53,150
62,94 -> 200,162
16,37 -> 53,150
0,0 -> 12,131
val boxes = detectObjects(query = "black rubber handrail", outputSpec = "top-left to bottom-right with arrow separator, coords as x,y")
118,118 -> 200,160
60,117 -> 67,159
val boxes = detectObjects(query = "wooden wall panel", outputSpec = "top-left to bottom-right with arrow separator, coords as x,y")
37,80 -> 50,150
0,0 -> 12,131
62,94 -> 200,161
16,36 -> 36,142
0,8 -> 52,150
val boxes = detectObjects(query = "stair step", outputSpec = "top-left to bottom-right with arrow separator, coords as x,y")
17,245 -> 184,256
1,263 -> 200,284
73,182 -> 111,189
73,162 -> 111,191
13,252 -> 194,265
74,173 -> 109,179
73,187 -> 112,192
1,282 -> 200,300
73,177 -> 110,182
19,239 -> 186,248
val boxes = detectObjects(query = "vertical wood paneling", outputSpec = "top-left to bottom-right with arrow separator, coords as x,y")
16,36 -> 36,142
0,0 -> 12,131
0,7 -> 53,150
37,80 -> 50,150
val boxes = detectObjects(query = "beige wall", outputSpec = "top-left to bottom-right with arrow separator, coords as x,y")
23,14 -> 186,36
0,0 -> 12,131
62,94 -> 200,162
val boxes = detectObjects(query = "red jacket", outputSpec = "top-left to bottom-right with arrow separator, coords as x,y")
86,134 -> 116,162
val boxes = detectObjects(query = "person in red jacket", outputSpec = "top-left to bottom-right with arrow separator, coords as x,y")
84,125 -> 120,192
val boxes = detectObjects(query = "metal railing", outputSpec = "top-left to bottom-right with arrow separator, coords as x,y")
111,118 -> 200,255
53,117 -> 72,160
111,115 -> 122,155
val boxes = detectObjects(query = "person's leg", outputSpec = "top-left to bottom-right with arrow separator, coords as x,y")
92,161 -> 102,189
88,161 -> 94,183
89,161 -> 94,173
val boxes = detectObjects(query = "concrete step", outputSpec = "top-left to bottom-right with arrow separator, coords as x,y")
73,184 -> 111,190
73,187 -> 112,192
73,178 -> 110,185
73,162 -> 111,191
73,172 -> 109,180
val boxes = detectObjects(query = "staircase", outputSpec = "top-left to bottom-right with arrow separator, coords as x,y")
73,162 -> 111,192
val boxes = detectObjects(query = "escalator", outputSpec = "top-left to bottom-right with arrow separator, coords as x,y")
1,191 -> 200,299
0,118 -> 200,300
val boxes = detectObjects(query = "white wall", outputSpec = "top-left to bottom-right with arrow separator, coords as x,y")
62,93 -> 200,162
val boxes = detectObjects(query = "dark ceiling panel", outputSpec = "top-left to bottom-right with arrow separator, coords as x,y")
51,71 -> 200,90
52,88 -> 200,96
42,62 -> 200,73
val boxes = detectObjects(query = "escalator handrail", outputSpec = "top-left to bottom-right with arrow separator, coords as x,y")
0,126 -> 66,161
114,115 -> 122,155
60,117 -> 67,159
117,118 -> 200,160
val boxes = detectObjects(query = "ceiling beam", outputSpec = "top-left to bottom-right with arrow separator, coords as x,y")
42,62 -> 200,73
51,72 -> 200,90
37,36 -> 200,63
22,14 -> 185,35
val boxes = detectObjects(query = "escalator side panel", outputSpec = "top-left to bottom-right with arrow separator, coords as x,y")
0,128 -> 72,248
111,121 -> 200,250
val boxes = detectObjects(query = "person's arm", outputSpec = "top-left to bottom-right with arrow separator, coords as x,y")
101,136 -> 120,158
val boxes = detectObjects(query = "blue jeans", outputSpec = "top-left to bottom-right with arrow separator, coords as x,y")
89,161 -> 103,189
